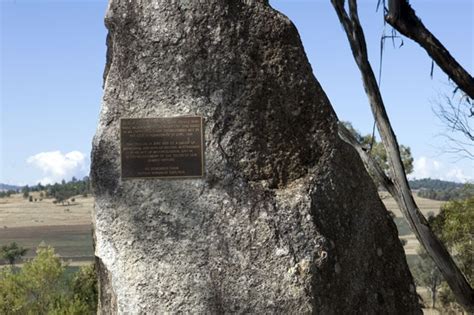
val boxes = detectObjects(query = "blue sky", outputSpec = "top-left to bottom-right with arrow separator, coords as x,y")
1,0 -> 473,185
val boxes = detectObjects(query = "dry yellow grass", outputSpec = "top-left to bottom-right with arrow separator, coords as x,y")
0,191 -> 442,255
379,191 -> 445,218
379,192 -> 445,256
0,193 -> 93,228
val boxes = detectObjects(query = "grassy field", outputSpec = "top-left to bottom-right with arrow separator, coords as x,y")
0,192 -> 93,228
0,193 -> 94,262
0,224 -> 93,259
380,191 -> 444,256
381,192 -> 446,312
0,191 -> 444,260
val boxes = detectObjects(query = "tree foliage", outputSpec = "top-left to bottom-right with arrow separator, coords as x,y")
47,177 -> 91,204
431,197 -> 474,285
0,246 -> 97,314
414,196 -> 474,311
412,196 -> 473,311
413,247 -> 443,308
342,121 -> 414,174
0,190 -> 16,198
409,178 -> 464,191
22,186 -> 30,199
0,242 -> 27,266
417,184 -> 474,201
71,264 -> 98,312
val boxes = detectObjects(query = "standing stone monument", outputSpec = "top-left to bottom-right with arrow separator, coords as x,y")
91,0 -> 421,313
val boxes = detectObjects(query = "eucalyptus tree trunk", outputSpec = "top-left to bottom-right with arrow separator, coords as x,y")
331,0 -> 474,312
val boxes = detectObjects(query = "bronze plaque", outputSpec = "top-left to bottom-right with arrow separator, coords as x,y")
120,116 -> 204,179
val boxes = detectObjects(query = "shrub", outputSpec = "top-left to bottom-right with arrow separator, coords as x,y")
0,245 -> 97,314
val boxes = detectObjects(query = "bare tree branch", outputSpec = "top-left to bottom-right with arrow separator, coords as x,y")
434,93 -> 474,160
331,0 -> 474,311
385,0 -> 474,99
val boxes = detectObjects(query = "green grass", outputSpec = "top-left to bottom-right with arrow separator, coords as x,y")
0,225 -> 94,260
405,254 -> 421,270
394,217 -> 412,236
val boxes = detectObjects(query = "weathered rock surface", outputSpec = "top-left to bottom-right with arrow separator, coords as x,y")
91,0 -> 421,313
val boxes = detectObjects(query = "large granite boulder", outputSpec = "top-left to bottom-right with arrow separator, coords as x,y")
91,0 -> 421,313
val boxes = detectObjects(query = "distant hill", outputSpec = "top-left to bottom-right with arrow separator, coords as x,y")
0,183 -> 21,192
409,178 -> 472,201
409,178 -> 464,190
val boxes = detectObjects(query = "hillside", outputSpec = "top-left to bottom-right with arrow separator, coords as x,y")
0,183 -> 21,192
409,178 -> 465,190
409,178 -> 473,201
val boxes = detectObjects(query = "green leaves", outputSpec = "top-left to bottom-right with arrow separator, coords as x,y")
0,246 -> 97,315
432,197 -> 474,284
0,242 -> 27,266
341,121 -> 414,175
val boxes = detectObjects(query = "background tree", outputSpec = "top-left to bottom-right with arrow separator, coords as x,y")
45,177 -> 91,204
417,183 -> 474,201
22,185 -> 29,199
0,190 -> 15,198
342,121 -> 414,174
36,182 -> 44,192
413,196 -> 474,312
0,242 -> 27,266
413,247 -> 443,309
332,0 -> 473,310
431,197 -> 474,285
433,93 -> 473,160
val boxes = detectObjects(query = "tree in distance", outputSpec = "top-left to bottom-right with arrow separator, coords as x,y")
412,212 -> 443,309
413,247 -> 443,309
22,186 -> 29,199
413,197 -> 474,312
433,93 -> 473,161
0,242 -> 27,266
342,121 -> 414,175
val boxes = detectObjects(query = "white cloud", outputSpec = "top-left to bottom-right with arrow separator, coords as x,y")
445,168 -> 471,183
27,151 -> 87,185
409,156 -> 472,183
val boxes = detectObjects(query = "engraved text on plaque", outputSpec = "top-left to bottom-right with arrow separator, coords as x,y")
120,116 -> 204,179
